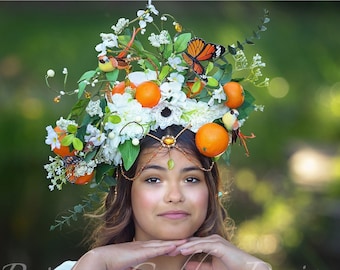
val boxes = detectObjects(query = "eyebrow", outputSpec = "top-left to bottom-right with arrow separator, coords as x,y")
142,164 -> 202,173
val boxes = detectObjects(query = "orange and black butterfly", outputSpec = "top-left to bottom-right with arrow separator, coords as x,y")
183,38 -> 225,82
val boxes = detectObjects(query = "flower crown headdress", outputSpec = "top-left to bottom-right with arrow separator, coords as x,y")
44,1 -> 270,230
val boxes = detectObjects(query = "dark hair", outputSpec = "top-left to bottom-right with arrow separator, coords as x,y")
90,125 -> 233,248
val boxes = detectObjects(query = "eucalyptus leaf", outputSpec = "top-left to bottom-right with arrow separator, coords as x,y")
119,140 -> 140,171
61,134 -> 75,146
174,33 -> 191,53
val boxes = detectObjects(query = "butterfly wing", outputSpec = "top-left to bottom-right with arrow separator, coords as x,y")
183,38 -> 225,81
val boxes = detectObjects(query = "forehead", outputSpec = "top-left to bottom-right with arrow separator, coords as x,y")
137,147 -> 202,170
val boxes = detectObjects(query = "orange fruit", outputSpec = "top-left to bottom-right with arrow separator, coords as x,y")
135,81 -> 161,108
53,126 -> 76,157
195,123 -> 229,157
186,79 -> 205,97
67,171 -> 94,185
112,81 -> 136,95
223,81 -> 245,109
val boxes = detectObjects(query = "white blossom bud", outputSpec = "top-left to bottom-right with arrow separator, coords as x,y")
46,69 -> 55,77
132,138 -> 140,146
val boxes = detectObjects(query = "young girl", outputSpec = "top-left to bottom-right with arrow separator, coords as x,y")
45,1 -> 271,269
55,125 -> 270,270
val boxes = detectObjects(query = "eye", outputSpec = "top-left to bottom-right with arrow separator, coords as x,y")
145,177 -> 161,184
185,177 -> 200,183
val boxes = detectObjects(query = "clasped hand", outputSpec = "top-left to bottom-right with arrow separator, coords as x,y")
73,234 -> 271,270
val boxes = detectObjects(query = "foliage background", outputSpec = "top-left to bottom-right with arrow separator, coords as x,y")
0,1 -> 339,269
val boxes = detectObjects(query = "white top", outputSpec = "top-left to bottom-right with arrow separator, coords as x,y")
54,261 -> 77,270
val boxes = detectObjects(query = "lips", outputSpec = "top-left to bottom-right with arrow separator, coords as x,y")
158,210 -> 190,220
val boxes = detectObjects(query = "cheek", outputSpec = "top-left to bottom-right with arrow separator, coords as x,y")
131,184 -> 160,215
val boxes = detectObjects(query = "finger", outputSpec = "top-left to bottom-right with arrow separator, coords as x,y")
142,239 -> 187,248
185,261 -> 212,270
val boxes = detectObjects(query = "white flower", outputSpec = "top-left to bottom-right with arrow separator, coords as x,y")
127,70 -> 157,85
152,102 -> 183,129
147,3 -> 159,15
95,33 -> 118,56
111,18 -> 129,34
233,50 -> 248,71
168,72 -> 185,84
148,30 -> 170,47
44,156 -> 67,191
207,85 -> 226,106
46,69 -> 55,78
45,125 -> 60,150
86,99 -> 103,117
62,68 -> 68,75
168,56 -> 187,72
56,117 -> 77,131
105,93 -> 152,142
251,53 -> 266,68
73,160 -> 96,177
137,9 -> 154,29
84,124 -> 106,147
160,80 -> 186,102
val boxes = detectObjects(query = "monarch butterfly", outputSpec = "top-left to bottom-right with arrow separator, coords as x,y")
63,156 -> 82,183
183,38 -> 225,82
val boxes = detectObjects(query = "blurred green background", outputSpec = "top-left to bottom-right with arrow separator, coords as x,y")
1,1 -> 339,269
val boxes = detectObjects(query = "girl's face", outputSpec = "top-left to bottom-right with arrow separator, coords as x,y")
131,148 -> 209,241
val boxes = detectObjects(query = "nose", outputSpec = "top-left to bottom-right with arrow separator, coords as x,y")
165,181 -> 184,203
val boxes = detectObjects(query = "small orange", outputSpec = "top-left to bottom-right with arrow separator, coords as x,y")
112,81 -> 136,95
67,171 -> 94,185
195,123 -> 229,157
53,126 -> 76,157
223,81 -> 245,109
135,81 -> 161,108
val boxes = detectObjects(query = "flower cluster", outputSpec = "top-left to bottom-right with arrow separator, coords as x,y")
44,1 -> 269,223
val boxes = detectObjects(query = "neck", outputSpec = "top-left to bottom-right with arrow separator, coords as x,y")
134,254 -> 189,270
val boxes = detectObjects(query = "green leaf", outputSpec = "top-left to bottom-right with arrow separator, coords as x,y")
95,163 -> 114,184
191,80 -> 202,94
108,115 -> 121,124
106,69 -> 119,83
61,134 -> 74,146
220,64 -> 233,85
158,65 -> 171,81
119,140 -> 140,171
72,137 -> 83,151
207,77 -> 219,87
78,81 -> 87,99
163,43 -> 173,59
174,33 -> 192,53
206,62 -> 214,74
73,204 -> 84,213
70,98 -> 90,117
78,70 -> 97,84
103,175 -> 117,186
67,124 -> 78,134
